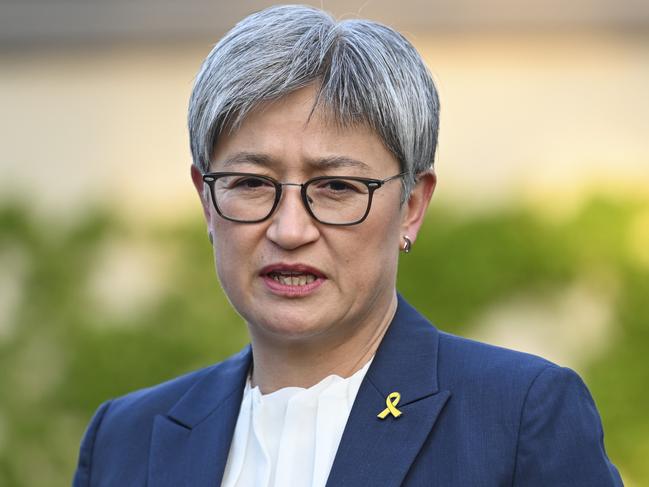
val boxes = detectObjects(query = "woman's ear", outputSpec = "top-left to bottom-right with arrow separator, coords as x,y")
190,164 -> 211,223
400,170 -> 436,245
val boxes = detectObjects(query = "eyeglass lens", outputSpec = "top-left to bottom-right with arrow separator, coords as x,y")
211,174 -> 372,224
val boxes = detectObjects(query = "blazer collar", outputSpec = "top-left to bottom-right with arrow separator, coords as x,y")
166,345 -> 252,428
366,293 -> 440,402
325,294 -> 451,486
148,345 -> 252,487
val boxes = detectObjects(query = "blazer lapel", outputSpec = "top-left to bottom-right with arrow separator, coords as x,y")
326,295 -> 451,487
148,345 -> 252,487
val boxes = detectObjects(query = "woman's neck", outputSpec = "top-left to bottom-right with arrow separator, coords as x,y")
249,294 -> 397,394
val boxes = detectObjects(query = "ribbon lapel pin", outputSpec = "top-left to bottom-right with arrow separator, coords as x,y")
377,391 -> 402,419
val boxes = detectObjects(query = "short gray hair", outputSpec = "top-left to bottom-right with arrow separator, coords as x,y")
188,4 -> 440,197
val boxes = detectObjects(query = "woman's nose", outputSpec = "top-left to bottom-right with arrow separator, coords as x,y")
265,186 -> 320,250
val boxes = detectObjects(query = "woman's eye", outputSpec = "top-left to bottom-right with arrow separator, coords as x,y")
324,179 -> 355,191
233,177 -> 267,189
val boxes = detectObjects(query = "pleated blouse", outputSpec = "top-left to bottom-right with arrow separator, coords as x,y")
221,359 -> 373,487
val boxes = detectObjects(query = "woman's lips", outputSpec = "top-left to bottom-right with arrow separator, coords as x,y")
259,264 -> 326,297
268,272 -> 317,286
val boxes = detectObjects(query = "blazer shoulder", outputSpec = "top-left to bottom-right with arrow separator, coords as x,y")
97,345 -> 250,432
107,364 -> 214,417
73,346 -> 251,485
436,330 -> 559,390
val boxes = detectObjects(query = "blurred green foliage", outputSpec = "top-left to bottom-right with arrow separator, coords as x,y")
0,193 -> 647,486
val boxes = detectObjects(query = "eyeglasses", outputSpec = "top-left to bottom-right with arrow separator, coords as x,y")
202,171 -> 406,226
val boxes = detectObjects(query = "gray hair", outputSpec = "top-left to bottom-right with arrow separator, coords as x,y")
188,4 -> 440,197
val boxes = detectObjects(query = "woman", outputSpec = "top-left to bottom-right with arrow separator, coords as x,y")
73,5 -> 622,486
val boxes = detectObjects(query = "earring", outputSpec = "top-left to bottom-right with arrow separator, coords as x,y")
208,231 -> 214,245
402,235 -> 412,253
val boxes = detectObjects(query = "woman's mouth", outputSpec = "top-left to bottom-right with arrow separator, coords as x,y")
260,264 -> 326,296
268,271 -> 317,286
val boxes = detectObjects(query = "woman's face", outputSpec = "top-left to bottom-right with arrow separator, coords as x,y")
192,85 -> 434,347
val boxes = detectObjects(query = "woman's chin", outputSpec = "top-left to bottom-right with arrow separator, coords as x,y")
249,313 -> 334,345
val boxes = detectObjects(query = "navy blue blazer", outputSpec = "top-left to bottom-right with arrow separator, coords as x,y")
73,296 -> 623,486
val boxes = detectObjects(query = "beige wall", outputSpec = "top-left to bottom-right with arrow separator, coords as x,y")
1,32 -> 648,221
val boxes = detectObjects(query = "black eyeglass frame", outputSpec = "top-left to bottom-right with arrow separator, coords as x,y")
202,171 -> 407,226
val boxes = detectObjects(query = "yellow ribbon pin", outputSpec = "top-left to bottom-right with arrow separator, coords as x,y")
377,392 -> 402,419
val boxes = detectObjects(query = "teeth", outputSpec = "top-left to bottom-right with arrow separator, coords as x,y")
270,272 -> 317,286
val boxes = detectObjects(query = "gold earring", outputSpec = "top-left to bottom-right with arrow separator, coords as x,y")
402,235 -> 412,253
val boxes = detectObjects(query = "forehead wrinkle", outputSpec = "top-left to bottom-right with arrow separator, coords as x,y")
305,155 -> 372,174
217,151 -> 275,169
215,151 -> 373,176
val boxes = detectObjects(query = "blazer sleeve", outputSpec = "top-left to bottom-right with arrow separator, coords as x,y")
512,365 -> 624,486
72,400 -> 112,487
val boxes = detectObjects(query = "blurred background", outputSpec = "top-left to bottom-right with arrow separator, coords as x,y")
0,0 -> 648,485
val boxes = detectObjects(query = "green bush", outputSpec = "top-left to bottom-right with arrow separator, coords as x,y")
0,193 -> 646,485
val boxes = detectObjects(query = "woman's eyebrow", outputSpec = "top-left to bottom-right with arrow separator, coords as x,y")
218,153 -> 372,173
219,151 -> 273,168
305,156 -> 372,173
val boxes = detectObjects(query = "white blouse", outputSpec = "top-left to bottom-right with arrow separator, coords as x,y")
221,359 -> 373,487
